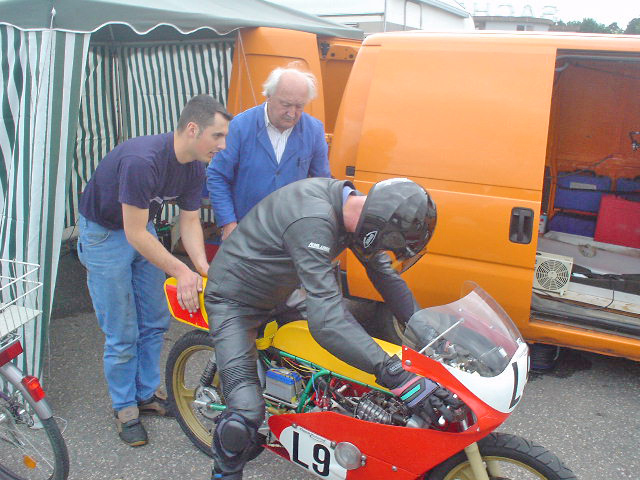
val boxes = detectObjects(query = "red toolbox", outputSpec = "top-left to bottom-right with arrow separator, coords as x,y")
594,195 -> 640,249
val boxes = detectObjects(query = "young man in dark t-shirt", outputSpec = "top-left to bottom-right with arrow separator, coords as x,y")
77,95 -> 231,447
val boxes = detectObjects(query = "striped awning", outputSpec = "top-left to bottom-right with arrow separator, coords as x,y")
0,25 -> 89,377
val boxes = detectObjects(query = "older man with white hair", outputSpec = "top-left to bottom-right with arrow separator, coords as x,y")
207,66 -> 331,240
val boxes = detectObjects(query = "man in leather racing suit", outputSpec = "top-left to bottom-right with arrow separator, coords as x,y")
204,177 -> 461,479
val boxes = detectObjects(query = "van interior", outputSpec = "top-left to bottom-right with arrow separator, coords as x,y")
534,49 -> 640,339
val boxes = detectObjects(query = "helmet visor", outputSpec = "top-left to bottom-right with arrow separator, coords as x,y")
388,243 -> 429,274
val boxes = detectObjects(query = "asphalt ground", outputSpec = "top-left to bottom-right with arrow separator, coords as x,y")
46,249 -> 640,480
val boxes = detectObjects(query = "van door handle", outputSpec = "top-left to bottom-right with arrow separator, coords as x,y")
509,207 -> 534,244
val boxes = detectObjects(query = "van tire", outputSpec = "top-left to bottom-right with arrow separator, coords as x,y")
346,299 -> 406,345
371,303 -> 407,345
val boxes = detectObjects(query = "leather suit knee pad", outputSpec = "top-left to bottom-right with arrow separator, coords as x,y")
218,413 -> 251,454
214,412 -> 257,464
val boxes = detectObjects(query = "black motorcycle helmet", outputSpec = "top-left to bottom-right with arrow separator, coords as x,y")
351,178 -> 436,273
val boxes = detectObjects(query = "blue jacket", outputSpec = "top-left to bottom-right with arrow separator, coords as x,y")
206,103 -> 331,226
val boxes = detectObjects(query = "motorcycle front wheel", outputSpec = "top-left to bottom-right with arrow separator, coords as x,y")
426,432 -> 576,480
0,371 -> 69,480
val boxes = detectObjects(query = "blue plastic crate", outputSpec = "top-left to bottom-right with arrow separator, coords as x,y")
548,212 -> 597,237
616,177 -> 640,202
555,173 -> 611,212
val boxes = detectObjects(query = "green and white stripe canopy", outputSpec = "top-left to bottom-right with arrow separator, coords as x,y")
0,0 -> 363,38
0,0 -> 362,379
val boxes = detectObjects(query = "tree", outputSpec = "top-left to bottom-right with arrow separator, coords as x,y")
606,23 -> 623,34
625,18 -> 640,34
550,18 -> 637,34
550,19 -> 600,32
579,18 -> 607,33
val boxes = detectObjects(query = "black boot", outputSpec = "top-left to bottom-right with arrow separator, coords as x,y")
211,462 -> 243,479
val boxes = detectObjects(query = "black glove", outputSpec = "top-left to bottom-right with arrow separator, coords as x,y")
376,355 -> 462,423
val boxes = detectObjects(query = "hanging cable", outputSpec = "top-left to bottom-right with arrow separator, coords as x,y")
237,31 -> 257,107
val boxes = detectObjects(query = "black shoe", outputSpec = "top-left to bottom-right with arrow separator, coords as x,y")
211,469 -> 242,479
211,462 -> 243,479
138,390 -> 174,417
115,406 -> 148,447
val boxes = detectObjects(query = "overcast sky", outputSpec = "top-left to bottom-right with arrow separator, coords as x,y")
555,0 -> 638,26
459,1 -> 639,27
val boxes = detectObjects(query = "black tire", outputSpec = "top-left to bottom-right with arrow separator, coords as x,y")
348,300 -> 407,345
166,330 -> 219,457
373,303 -> 409,345
426,432 -> 576,480
0,381 -> 69,480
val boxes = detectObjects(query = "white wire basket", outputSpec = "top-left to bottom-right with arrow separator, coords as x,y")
0,259 -> 42,338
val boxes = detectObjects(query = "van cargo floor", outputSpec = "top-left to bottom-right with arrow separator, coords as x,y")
533,231 -> 640,336
538,231 -> 640,275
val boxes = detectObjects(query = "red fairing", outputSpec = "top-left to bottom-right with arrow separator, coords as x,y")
270,411 -> 486,479
164,282 -> 209,329
268,347 -> 509,479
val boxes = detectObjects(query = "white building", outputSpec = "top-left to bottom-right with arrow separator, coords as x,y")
271,0 -> 475,34
474,15 -> 553,31
459,1 -> 557,31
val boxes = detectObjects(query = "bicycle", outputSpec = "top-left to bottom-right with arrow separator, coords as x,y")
0,260 -> 69,480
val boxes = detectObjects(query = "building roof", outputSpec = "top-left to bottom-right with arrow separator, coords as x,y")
474,16 -> 554,25
270,0 -> 470,19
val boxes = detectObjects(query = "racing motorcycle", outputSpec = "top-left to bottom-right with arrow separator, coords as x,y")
164,278 -> 576,480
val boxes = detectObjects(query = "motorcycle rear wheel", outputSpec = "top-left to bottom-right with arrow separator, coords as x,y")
166,330 -> 220,457
426,432 -> 576,480
166,329 -> 267,462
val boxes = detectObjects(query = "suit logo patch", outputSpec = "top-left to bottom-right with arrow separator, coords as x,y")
363,231 -> 378,249
308,242 -> 330,253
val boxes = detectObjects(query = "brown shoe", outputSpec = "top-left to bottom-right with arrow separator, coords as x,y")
138,389 -> 174,417
115,406 -> 147,447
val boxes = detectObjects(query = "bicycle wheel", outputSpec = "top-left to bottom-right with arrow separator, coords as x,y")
0,376 -> 69,480
426,432 -> 576,480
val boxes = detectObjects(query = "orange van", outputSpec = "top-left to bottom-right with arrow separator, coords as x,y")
330,31 -> 640,361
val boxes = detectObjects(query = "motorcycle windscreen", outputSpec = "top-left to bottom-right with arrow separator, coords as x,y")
404,285 -> 523,374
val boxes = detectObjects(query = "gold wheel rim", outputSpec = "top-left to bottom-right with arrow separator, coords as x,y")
442,456 -> 550,480
172,343 -> 219,447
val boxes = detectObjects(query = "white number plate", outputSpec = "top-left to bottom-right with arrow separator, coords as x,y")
279,425 -> 347,479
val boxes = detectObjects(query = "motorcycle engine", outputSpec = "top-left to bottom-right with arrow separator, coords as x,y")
354,392 -> 409,426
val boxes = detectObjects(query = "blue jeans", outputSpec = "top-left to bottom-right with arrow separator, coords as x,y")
77,215 -> 169,411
